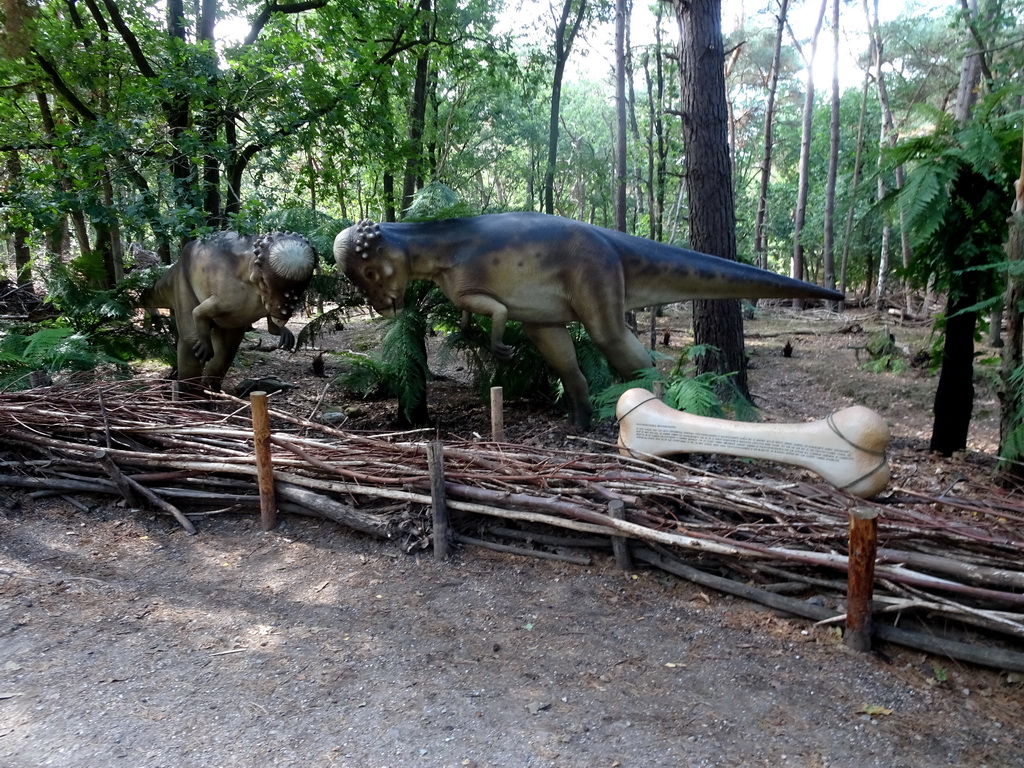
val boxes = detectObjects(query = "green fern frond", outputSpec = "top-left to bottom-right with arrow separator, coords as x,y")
665,372 -> 728,418
333,351 -> 398,399
590,369 -> 664,422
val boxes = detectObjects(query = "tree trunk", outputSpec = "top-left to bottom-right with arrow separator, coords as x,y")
839,74 -> 870,305
999,134 -> 1024,479
791,0 -> 828,310
930,0 -> 987,456
544,0 -> 587,216
862,0 -> 897,312
197,0 -> 223,226
673,0 -> 749,401
822,0 -> 840,308
402,0 -> 432,215
753,0 -> 789,272
5,152 -> 32,285
641,9 -> 668,242
614,0 -> 628,232
930,286 -> 980,455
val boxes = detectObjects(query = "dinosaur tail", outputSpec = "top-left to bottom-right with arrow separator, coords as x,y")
621,239 -> 844,306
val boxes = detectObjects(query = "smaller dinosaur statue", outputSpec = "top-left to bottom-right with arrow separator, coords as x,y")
334,212 -> 843,428
141,231 -> 316,394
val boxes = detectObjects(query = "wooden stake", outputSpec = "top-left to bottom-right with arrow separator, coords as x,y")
427,440 -> 449,560
250,391 -> 277,531
608,499 -> 634,571
846,506 -> 879,652
490,386 -> 504,442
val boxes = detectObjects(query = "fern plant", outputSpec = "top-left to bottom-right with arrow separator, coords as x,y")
0,261 -> 173,390
0,326 -> 129,389
591,344 -> 758,423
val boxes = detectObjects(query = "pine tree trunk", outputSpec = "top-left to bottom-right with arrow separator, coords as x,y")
822,0 -> 840,306
791,0 -> 828,310
753,0 -> 789,272
614,0 -> 628,232
402,0 -> 432,215
839,74 -> 870,304
862,0 -> 897,311
544,0 -> 587,216
673,0 -> 749,400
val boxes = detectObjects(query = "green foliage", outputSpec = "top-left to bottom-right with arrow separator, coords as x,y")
0,326 -> 127,390
260,208 -> 350,266
332,283 -> 436,423
591,344 -> 757,424
1001,363 -> 1024,467
885,94 -> 1023,299
404,183 -> 474,222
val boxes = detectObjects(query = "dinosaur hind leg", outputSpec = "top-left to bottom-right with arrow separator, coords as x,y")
585,318 -> 656,381
522,324 -> 592,430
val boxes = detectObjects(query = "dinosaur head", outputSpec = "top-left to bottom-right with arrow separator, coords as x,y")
333,219 -> 407,316
249,232 -> 316,324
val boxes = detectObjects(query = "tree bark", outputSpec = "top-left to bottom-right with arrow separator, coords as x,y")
930,0 -> 987,456
5,151 -> 32,285
402,0 -> 432,215
641,8 -> 667,242
998,137 -> 1024,478
862,0 -> 897,311
673,0 -> 749,400
753,0 -> 789,272
822,0 -> 840,307
614,0 -> 628,232
544,0 -> 587,216
791,0 -> 827,311
839,74 -> 870,305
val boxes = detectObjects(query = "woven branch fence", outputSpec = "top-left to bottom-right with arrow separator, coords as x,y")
1,379 -> 1023,671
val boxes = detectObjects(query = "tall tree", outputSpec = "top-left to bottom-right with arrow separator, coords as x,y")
862,0 -> 897,311
672,0 -> 750,400
543,0 -> 588,215
822,0 -> 840,307
402,0 -> 434,216
927,0 -> 989,455
790,0 -> 828,310
641,6 -> 668,243
613,0 -> 628,231
753,0 -> 790,272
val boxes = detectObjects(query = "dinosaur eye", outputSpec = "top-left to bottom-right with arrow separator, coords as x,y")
364,268 -> 378,282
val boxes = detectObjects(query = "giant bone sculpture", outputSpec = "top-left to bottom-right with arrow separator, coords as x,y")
333,212 -> 843,429
141,231 -> 316,394
616,388 -> 891,498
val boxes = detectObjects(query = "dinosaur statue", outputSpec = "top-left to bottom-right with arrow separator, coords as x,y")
142,231 -> 316,394
333,212 -> 843,428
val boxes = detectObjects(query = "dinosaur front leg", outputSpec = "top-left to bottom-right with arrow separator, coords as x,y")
266,318 -> 296,351
202,326 -> 247,392
457,294 -> 514,360
190,297 -> 224,364
523,324 -> 592,430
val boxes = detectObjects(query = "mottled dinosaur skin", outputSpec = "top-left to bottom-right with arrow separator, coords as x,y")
142,231 -> 315,394
334,212 -> 842,428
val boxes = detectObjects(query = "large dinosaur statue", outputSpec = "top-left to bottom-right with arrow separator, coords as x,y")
142,231 -> 316,394
333,212 -> 843,428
